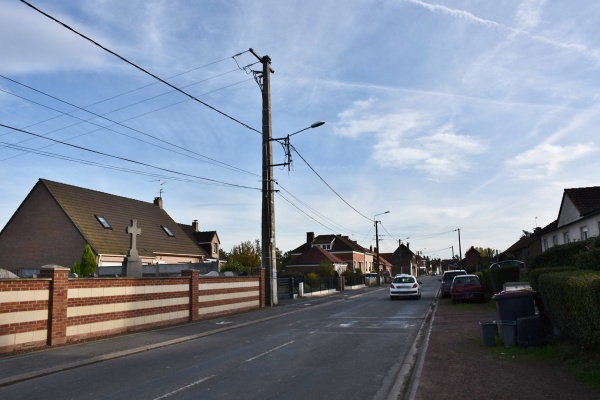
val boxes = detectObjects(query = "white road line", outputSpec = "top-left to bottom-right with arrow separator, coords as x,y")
244,340 -> 295,362
153,375 -> 216,399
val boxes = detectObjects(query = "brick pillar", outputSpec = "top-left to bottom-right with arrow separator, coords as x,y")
39,265 -> 69,346
182,269 -> 199,321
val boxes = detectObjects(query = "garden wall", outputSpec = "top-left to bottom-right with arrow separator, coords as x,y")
0,266 -> 265,354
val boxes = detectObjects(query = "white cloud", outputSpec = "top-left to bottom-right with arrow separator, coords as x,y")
515,0 -> 547,30
335,99 -> 484,177
506,142 -> 597,179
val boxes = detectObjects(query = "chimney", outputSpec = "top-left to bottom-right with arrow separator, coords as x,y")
153,197 -> 163,209
307,232 -> 315,246
192,220 -> 199,232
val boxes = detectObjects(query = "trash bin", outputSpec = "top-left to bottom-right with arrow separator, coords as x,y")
517,316 -> 543,347
492,289 -> 536,322
480,321 -> 497,346
499,320 -> 517,347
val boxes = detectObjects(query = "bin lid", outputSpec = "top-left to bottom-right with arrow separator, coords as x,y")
492,289 -> 536,299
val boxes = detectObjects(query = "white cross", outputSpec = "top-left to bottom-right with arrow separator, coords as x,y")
127,219 -> 142,253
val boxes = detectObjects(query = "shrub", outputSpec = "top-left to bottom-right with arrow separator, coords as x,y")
538,270 -> 600,350
71,244 -> 97,277
489,266 -> 520,293
527,238 -> 598,271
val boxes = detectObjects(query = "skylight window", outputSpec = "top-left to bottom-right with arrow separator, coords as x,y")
95,215 -> 111,229
161,225 -> 174,237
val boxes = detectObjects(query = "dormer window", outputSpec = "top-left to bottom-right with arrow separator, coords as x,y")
95,215 -> 112,229
161,225 -> 174,237
321,244 -> 331,250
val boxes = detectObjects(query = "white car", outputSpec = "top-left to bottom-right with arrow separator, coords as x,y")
390,274 -> 422,300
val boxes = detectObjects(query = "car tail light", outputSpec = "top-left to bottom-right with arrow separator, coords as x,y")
412,283 -> 418,288
390,283 -> 395,288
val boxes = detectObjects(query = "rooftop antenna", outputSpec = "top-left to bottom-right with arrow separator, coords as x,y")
150,179 -> 166,198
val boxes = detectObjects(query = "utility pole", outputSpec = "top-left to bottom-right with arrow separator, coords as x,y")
457,228 -> 462,268
375,220 -> 380,285
374,211 -> 389,285
250,48 -> 277,306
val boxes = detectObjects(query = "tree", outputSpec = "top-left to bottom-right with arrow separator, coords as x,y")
71,244 -> 97,277
222,239 -> 261,273
318,261 -> 336,277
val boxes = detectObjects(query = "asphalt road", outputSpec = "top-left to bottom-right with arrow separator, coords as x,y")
0,276 -> 438,400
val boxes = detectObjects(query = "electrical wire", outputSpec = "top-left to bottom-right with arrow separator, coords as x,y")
20,0 -> 261,135
0,140 -> 243,187
0,123 -> 259,191
289,143 -> 372,221
0,77 -> 258,176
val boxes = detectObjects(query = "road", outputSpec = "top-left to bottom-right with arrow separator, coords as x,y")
0,276 -> 438,400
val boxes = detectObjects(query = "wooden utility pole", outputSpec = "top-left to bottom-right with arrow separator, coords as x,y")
250,48 -> 277,306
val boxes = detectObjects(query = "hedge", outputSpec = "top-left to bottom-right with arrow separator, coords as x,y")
538,270 -> 600,350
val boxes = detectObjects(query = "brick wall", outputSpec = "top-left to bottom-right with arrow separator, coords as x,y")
0,267 -> 266,354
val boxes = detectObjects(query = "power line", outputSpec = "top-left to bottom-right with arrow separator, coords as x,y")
275,181 -> 362,235
0,123 -> 260,191
0,140 -> 245,188
290,143 -> 372,221
20,0 -> 261,135
0,76 -> 258,176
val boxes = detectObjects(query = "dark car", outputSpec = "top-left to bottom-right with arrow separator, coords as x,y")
489,260 -> 525,269
450,274 -> 484,304
440,270 -> 467,298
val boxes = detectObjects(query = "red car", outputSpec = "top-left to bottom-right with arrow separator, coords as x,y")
450,274 -> 484,304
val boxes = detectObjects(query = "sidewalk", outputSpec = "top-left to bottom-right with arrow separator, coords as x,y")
410,298 -> 600,400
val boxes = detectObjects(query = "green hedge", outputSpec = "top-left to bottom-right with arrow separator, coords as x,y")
488,266 -> 520,294
528,237 -> 600,271
538,270 -> 600,350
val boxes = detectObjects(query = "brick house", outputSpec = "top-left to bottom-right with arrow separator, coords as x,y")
287,232 -> 374,274
380,240 -> 415,276
0,179 -> 207,275
179,220 -> 223,266
285,245 -> 348,274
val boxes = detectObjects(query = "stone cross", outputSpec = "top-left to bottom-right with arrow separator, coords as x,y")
127,219 -> 141,257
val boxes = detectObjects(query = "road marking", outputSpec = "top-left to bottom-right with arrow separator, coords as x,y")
244,340 -> 295,362
152,375 -> 216,399
215,321 -> 233,325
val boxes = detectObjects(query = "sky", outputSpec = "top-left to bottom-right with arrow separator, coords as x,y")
1,0 -> 599,262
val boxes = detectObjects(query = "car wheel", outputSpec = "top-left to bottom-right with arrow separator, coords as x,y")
390,296 -> 394,301
452,298 -> 456,304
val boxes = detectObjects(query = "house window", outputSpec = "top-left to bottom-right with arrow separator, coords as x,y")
95,215 -> 111,229
581,226 -> 588,240
552,235 -> 558,246
321,244 -> 331,250
543,238 -> 548,251
161,225 -> 175,237
212,243 -> 218,254
563,231 -> 570,244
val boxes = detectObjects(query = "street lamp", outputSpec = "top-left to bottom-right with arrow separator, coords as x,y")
374,211 -> 390,285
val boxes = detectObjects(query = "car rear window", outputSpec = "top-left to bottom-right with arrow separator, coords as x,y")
443,271 -> 466,282
393,276 -> 415,283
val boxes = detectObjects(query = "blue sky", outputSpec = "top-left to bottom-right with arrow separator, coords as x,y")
1,0 -> 599,261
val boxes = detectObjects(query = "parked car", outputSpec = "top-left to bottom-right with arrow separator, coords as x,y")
439,270 -> 467,298
450,274 -> 484,304
489,260 -> 525,269
390,274 -> 422,300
